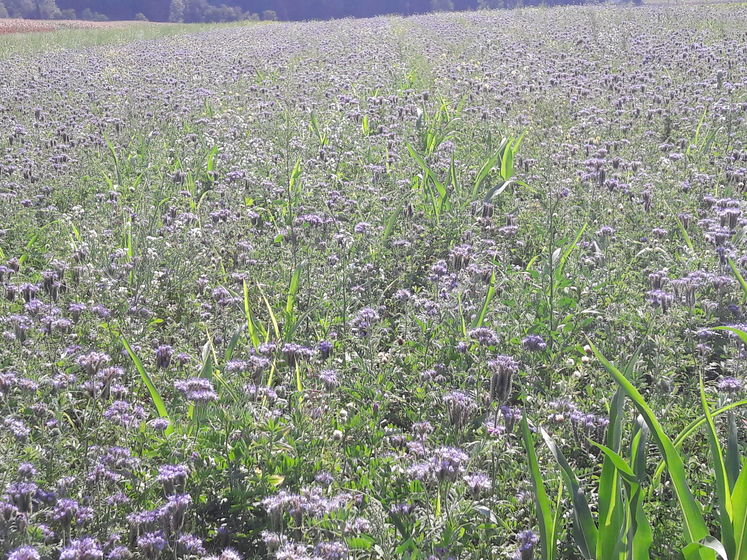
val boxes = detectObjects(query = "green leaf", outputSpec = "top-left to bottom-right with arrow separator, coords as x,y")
540,429 -> 597,558
728,259 -> 747,301
713,327 -> 747,344
382,203 -> 404,245
500,138 -> 514,180
699,372 -> 735,559
589,340 -> 712,557
347,536 -> 375,550
555,224 -> 587,282
683,537 -> 729,560
267,474 -> 285,487
121,334 -> 172,434
482,179 -> 515,203
472,270 -> 496,328
285,264 -> 302,318
727,411 -> 741,492
732,459 -> 747,560
473,145 -> 504,197
521,417 -> 555,560
257,283 -> 280,341
591,442 -> 638,483
243,280 -> 261,349
651,398 -> 747,495
628,415 -> 654,559
597,388 -> 627,560
224,326 -> 243,363
715,326 -> 747,346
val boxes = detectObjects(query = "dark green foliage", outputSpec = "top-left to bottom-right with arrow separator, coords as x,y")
2,0 -> 642,22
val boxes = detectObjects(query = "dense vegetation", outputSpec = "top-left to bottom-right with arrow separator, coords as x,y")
0,0 -> 636,23
1,4 -> 746,560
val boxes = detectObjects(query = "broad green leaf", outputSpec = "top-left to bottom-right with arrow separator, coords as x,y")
597,387 -> 627,560
590,341 -> 712,557
473,146 -> 504,197
715,326 -> 747,347
699,372 -> 735,559
728,259 -> 747,301
651,399 -> 747,495
733,459 -> 747,559
591,442 -> 638,484
629,416 -> 653,559
500,138 -> 514,180
727,412 -> 741,492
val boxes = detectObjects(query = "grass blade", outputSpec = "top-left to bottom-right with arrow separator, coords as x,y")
243,280 -> 261,349
472,270 -> 496,328
540,428 -> 598,558
521,417 -> 556,560
284,264 -> 303,338
715,326 -> 747,346
121,334 -> 172,434
500,138 -> 514,180
257,283 -> 281,341
555,224 -> 587,282
727,258 -> 747,301
473,146 -> 503,197
727,412 -> 741,492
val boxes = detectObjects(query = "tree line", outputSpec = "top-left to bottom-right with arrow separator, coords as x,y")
0,0 -> 627,23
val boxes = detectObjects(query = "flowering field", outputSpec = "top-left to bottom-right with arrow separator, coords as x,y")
0,5 -> 746,560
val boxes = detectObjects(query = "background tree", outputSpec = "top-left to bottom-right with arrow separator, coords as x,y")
1,0 -> 642,21
5,0 -> 37,17
168,0 -> 185,21
430,0 -> 454,10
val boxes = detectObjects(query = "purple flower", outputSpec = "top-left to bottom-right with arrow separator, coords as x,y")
155,345 -> 173,369
718,377 -> 743,394
319,340 -> 333,358
106,547 -> 131,560
174,378 -> 218,403
469,327 -> 499,346
281,343 -> 314,366
318,369 -> 339,389
156,464 -> 189,494
464,472 -> 491,496
52,498 -> 79,525
60,538 -> 103,560
177,534 -> 205,556
148,418 -> 170,432
350,307 -> 381,337
8,547 -> 40,560
103,400 -> 147,428
521,335 -> 547,352
432,446 -> 469,482
137,531 -> 167,559
517,530 -> 539,560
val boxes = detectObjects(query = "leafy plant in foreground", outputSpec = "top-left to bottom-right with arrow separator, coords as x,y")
522,330 -> 747,559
